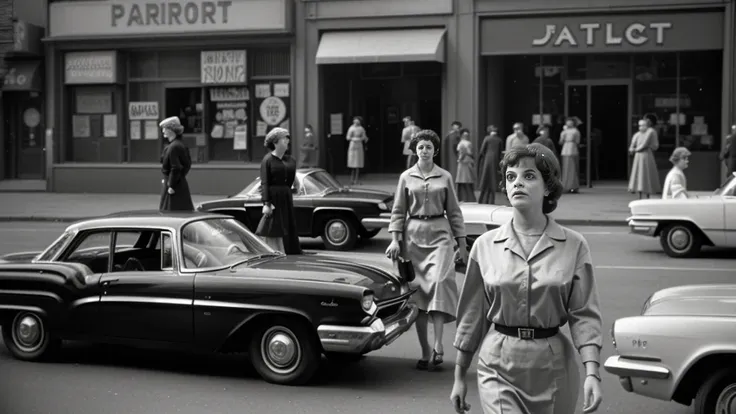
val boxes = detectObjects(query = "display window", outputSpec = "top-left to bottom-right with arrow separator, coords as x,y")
66,85 -> 121,162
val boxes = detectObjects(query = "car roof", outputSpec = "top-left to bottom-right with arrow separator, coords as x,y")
64,210 -> 231,232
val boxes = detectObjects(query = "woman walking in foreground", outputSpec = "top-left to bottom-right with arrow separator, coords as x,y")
450,143 -> 604,414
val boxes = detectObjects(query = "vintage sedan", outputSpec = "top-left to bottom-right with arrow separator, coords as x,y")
604,284 -> 736,414
197,168 -> 394,251
0,211 -> 418,385
627,172 -> 736,257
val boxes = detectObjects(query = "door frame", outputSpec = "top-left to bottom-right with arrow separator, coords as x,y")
564,79 -> 633,187
162,82 -> 205,154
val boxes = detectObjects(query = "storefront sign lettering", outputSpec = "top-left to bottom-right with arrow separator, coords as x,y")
3,67 -> 26,87
259,96 -> 287,126
128,102 -> 160,120
210,87 -> 249,102
532,22 -> 673,47
65,51 -> 117,84
111,1 -> 232,27
201,50 -> 246,84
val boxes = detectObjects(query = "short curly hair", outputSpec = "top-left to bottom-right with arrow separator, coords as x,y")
499,143 -> 563,214
264,127 -> 290,150
669,146 -> 691,165
409,129 -> 441,156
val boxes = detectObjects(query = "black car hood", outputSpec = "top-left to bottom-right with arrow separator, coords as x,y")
247,254 -> 402,299
323,188 -> 392,202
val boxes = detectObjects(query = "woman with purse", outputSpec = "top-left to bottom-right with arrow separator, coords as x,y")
255,127 -> 302,255
386,129 -> 469,372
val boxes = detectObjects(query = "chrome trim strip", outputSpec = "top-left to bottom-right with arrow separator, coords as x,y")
603,355 -> 671,380
71,296 -> 101,307
208,207 -> 248,212
99,296 -> 192,306
361,217 -> 390,229
193,299 -> 311,320
313,207 -> 355,214
0,289 -> 62,303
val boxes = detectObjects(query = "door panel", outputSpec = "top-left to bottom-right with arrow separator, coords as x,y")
16,95 -> 45,179
590,85 -> 629,181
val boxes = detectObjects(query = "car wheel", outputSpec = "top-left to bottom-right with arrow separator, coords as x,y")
249,317 -> 320,385
361,229 -> 381,239
659,222 -> 702,258
321,217 -> 358,251
694,368 -> 736,414
1,312 -> 60,361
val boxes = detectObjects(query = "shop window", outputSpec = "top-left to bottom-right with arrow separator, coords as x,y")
207,86 -> 250,161
158,50 -> 201,79
127,82 -> 161,162
67,86 -> 121,162
633,53 -> 678,162
501,55 -> 539,137
129,51 -> 158,79
252,81 -> 291,161
539,55 -> 565,141
165,87 -> 203,162
678,51 -> 722,152
252,48 -> 290,77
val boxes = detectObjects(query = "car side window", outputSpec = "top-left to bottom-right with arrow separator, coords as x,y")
62,231 -> 113,274
160,232 -> 173,270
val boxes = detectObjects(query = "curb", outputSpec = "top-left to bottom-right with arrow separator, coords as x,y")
0,216 -> 628,227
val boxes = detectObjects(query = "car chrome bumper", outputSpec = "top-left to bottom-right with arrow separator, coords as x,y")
317,303 -> 419,354
361,213 -> 391,230
628,219 -> 659,237
604,355 -> 671,390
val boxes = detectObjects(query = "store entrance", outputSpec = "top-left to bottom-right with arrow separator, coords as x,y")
3,92 -> 45,179
565,80 -> 631,187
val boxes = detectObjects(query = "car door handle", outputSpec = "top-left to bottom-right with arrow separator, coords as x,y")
101,278 -> 119,286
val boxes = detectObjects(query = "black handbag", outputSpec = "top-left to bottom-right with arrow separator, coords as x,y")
396,258 -> 415,282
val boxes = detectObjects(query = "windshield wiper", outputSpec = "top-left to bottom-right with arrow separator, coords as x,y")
228,252 -> 284,271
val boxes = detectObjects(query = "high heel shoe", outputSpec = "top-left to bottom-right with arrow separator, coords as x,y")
428,349 -> 444,371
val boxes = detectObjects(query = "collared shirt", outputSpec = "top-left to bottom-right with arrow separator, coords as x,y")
505,133 -> 529,152
454,218 -> 603,365
388,164 -> 466,238
662,167 -> 688,199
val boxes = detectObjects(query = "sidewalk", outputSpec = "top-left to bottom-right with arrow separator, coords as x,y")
0,176 -> 634,226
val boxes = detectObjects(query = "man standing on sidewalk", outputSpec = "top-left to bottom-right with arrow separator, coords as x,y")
402,116 -> 420,168
441,121 -> 462,175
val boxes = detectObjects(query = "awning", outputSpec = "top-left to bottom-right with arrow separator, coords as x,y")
316,28 -> 446,64
2,61 -> 43,92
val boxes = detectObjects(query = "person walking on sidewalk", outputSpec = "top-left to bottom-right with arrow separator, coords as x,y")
559,117 -> 581,193
662,147 -> 691,199
402,116 -> 421,169
533,125 -> 558,159
299,124 -> 318,168
158,116 -> 194,212
256,128 -> 302,255
442,121 -> 462,176
477,125 -> 502,205
346,116 -> 368,185
628,118 -> 661,199
455,128 -> 477,202
386,129 -> 469,373
505,122 -> 529,153
451,143 -> 604,414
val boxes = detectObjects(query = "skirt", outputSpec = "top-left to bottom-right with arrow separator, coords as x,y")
561,155 -> 579,191
347,142 -> 365,169
402,217 -> 458,321
628,151 -> 662,194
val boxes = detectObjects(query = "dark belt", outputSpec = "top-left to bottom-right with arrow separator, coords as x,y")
409,214 -> 444,220
494,324 -> 559,340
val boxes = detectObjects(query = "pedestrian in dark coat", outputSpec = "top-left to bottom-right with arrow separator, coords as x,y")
257,127 -> 302,255
441,121 -> 462,176
533,125 -> 559,159
720,124 -> 736,178
477,125 -> 503,204
158,116 -> 194,212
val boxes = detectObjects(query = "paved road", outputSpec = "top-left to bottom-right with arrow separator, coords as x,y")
0,223 -> 734,414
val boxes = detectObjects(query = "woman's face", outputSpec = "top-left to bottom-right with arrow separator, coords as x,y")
676,155 -> 690,170
638,120 -> 648,132
304,127 -> 311,135
505,157 -> 547,211
415,140 -> 435,161
353,118 -> 360,126
513,124 -> 523,136
162,128 -> 176,141
565,120 -> 574,128
540,129 -> 549,137
461,131 -> 470,140
276,136 -> 290,151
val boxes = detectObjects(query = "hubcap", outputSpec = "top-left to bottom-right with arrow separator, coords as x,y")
261,326 -> 301,375
327,221 -> 348,245
12,313 -> 44,353
716,383 -> 736,414
669,227 -> 691,251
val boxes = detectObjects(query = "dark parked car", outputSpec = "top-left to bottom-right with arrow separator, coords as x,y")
196,168 -> 394,251
0,211 -> 418,385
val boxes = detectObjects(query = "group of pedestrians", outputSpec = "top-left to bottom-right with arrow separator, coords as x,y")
386,128 -> 604,414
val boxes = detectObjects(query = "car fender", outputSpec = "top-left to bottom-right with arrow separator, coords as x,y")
671,346 -> 736,402
629,215 -> 716,245
214,305 -> 315,353
312,207 -> 358,233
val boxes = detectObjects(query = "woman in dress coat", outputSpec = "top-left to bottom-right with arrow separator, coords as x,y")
628,118 -> 662,199
386,129 -> 469,372
346,116 -> 368,185
477,125 -> 502,205
559,117 -> 581,193
300,124 -> 318,168
456,129 -> 477,202
451,143 -> 604,414
256,127 -> 302,255
158,116 -> 194,212
662,147 -> 691,199
533,125 -> 558,158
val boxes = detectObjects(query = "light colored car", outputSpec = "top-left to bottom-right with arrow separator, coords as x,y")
627,172 -> 736,257
459,202 -> 512,244
604,284 -> 736,413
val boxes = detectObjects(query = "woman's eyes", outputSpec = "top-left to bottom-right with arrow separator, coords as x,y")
506,173 -> 536,181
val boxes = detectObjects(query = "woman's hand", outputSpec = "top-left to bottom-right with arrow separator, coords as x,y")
583,376 -> 603,413
167,187 -> 175,195
262,204 -> 273,216
385,240 -> 401,261
450,378 -> 471,413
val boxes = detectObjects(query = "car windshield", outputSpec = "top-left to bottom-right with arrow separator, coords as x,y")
180,218 -> 280,270
302,171 -> 343,195
715,173 -> 736,196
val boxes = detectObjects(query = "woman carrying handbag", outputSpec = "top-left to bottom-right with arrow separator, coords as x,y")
386,129 -> 468,372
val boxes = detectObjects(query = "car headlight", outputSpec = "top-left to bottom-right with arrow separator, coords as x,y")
361,293 -> 375,313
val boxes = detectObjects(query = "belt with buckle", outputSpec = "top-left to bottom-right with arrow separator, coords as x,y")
409,214 -> 444,220
494,324 -> 559,340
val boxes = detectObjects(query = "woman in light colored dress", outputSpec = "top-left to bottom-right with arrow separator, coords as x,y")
628,118 -> 661,199
451,143 -> 604,414
346,116 -> 368,185
456,128 -> 477,202
559,117 -> 581,193
386,129 -> 469,372
662,147 -> 691,199
299,124 -> 318,168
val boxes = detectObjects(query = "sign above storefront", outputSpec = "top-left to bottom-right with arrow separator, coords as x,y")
129,102 -> 159,120
201,50 -> 246,84
49,0 -> 288,38
481,12 -> 723,55
64,51 -> 118,84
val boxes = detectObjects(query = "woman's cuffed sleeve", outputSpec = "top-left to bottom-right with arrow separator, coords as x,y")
444,176 -> 466,238
454,245 -> 490,355
568,239 -> 604,365
388,175 -> 408,233
260,157 -> 271,204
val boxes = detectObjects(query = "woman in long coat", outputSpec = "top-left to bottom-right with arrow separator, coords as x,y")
559,117 -> 581,193
385,129 -> 468,372
477,125 -> 502,204
257,127 -> 302,255
451,143 -> 604,414
628,118 -> 661,199
456,129 -> 477,202
346,116 -> 368,185
159,116 -> 194,211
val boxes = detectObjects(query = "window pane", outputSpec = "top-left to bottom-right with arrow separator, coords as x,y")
65,231 -> 112,273
164,87 -> 203,163
502,55 -> 539,138
128,82 -> 162,162
207,86 -> 250,161
68,86 -> 120,162
129,51 -> 158,78
161,233 -> 173,269
678,51 -> 722,152
158,50 -> 200,79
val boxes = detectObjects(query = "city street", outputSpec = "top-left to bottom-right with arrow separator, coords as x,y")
0,222 -> 734,414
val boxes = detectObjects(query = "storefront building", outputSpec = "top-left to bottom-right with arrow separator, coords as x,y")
45,0 -> 294,194
478,0 -> 736,190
